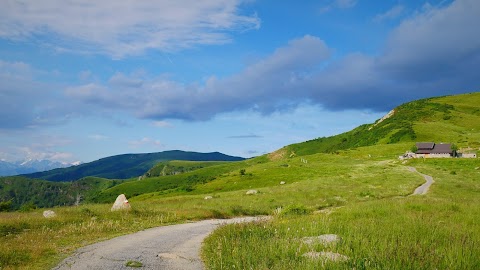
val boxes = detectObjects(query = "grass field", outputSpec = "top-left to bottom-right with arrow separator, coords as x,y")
0,144 -> 429,270
202,158 -> 480,269
1,93 -> 479,269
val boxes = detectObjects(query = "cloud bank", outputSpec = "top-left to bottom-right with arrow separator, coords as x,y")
66,0 -> 480,120
0,0 -> 260,58
1,0 -> 479,130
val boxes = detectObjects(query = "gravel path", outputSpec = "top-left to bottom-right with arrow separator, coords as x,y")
408,166 -> 434,195
53,216 -> 265,270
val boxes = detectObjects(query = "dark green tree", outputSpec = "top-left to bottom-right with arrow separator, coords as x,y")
411,145 -> 418,153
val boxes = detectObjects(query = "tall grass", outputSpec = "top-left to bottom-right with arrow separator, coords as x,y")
202,158 -> 480,269
0,203 -> 217,269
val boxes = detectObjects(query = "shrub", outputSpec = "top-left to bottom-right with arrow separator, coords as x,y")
0,200 -> 12,212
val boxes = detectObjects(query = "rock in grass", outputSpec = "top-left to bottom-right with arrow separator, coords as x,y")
43,210 -> 57,218
280,181 -> 286,185
246,190 -> 258,195
302,251 -> 349,262
204,196 -> 213,200
111,194 -> 131,211
302,234 -> 342,246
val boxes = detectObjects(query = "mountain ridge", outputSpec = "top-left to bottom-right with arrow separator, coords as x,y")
21,150 -> 245,182
0,159 -> 79,177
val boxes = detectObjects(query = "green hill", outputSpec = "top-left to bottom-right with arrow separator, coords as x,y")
89,92 -> 480,203
1,93 -> 479,269
21,150 -> 245,182
283,92 -> 480,156
143,160 -> 230,178
0,176 -> 119,210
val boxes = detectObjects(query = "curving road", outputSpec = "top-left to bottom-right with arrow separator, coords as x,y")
408,166 -> 434,195
53,217 -> 264,270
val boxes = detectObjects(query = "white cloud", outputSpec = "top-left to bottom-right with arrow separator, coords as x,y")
0,0 -> 260,58
3,0 -> 479,131
65,35 -> 331,119
373,5 -> 405,22
380,0 -> 480,81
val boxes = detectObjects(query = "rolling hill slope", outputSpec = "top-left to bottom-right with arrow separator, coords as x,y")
283,92 -> 480,156
90,92 -> 479,203
21,150 -> 245,182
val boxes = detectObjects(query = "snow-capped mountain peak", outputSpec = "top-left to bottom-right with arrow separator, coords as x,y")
0,159 -> 82,177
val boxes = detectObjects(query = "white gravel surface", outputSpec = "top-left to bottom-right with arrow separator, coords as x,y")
53,216 -> 265,270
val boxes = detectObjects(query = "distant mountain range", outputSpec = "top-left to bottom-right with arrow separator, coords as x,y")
21,150 -> 245,182
0,159 -> 81,177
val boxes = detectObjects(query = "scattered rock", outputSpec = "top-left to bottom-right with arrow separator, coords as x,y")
301,234 -> 341,246
204,196 -> 213,200
43,210 -> 57,218
302,251 -> 349,262
246,190 -> 258,195
111,194 -> 131,211
280,181 -> 286,185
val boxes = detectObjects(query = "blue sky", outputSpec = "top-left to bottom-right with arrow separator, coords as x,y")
0,0 -> 478,163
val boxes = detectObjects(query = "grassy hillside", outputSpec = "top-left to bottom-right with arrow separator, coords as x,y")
0,92 -> 478,269
203,158 -> 480,269
143,160 -> 229,178
0,176 -> 121,210
21,150 -> 244,182
284,92 -> 480,156
88,93 -> 479,203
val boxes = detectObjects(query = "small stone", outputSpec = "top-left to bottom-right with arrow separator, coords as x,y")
280,181 -> 286,185
246,190 -> 258,195
43,210 -> 56,218
204,196 -> 213,200
111,194 -> 131,211
302,251 -> 349,262
301,234 -> 341,246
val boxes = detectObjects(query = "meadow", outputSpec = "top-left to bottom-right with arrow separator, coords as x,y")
0,144 -> 428,269
202,158 -> 480,269
1,93 -> 479,269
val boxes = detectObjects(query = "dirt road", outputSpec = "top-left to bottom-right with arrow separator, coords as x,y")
408,166 -> 434,195
53,216 -> 264,270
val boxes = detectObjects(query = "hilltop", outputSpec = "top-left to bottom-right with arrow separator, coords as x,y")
21,150 -> 244,182
283,92 -> 480,156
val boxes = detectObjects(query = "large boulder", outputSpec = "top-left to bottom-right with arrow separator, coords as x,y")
111,194 -> 131,211
43,210 -> 57,218
302,251 -> 349,262
301,234 -> 342,246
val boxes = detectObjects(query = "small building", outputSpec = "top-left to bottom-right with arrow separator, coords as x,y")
458,153 -> 477,158
415,142 -> 454,158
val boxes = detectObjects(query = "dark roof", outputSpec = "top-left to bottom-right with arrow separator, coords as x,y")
416,142 -> 434,150
416,143 -> 452,154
